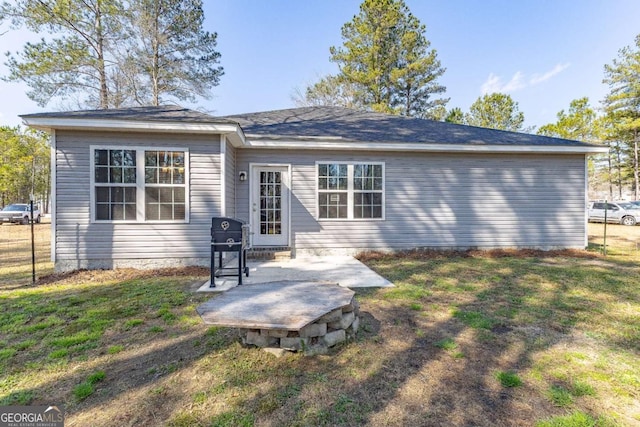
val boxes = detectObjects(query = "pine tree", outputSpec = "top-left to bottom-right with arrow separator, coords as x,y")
603,34 -> 640,199
326,0 -> 447,118
126,0 -> 223,105
465,93 -> 525,132
1,0 -> 124,108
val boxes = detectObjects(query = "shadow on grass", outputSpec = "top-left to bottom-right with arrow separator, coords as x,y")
2,253 -> 638,426
200,253 -> 638,426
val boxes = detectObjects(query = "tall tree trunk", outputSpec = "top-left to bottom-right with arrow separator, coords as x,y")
634,129 -> 639,199
152,1 -> 160,106
95,1 -> 109,108
405,85 -> 411,116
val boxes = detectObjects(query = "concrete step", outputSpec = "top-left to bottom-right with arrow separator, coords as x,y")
248,247 -> 292,261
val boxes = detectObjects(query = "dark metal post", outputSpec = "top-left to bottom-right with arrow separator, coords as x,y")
30,200 -> 36,283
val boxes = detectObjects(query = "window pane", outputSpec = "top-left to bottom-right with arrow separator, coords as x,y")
110,150 -> 123,166
159,187 -> 173,202
110,168 -> 122,183
123,150 -> 136,166
111,204 -> 124,221
174,188 -> 185,204
159,151 -> 171,167
123,167 -> 136,183
145,151 -> 158,166
373,177 -> 383,190
173,152 -> 185,167
173,168 -> 185,184
96,187 -> 109,202
95,150 -> 108,165
96,203 -> 109,220
318,164 -> 327,176
124,187 -> 136,202
111,187 -> 124,202
174,204 -> 185,220
318,177 -> 327,190
145,188 -> 159,204
160,204 -> 173,220
145,167 -> 157,183
125,203 -> 137,220
95,167 -> 108,183
159,169 -> 172,184
145,204 -> 159,221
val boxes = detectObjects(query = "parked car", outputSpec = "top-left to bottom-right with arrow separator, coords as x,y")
0,204 -> 41,225
588,201 -> 640,226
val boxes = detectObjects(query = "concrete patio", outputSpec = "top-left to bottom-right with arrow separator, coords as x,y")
196,255 -> 393,292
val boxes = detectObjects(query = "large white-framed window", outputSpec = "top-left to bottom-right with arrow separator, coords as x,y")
91,146 -> 189,223
316,162 -> 384,220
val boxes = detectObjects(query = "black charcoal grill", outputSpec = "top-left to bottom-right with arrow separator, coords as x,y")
210,217 -> 250,287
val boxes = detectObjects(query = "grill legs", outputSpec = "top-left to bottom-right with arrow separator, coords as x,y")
210,248 -> 249,288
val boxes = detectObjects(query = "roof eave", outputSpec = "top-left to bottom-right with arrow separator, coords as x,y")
21,117 -> 246,147
243,138 -> 608,154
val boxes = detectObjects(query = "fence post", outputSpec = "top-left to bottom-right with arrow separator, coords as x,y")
30,199 -> 36,283
603,199 -> 607,257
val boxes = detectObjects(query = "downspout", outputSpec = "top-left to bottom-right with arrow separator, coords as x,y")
584,155 -> 589,249
50,130 -> 57,263
220,134 -> 226,217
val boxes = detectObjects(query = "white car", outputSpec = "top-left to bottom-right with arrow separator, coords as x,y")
588,201 -> 640,226
0,204 -> 41,225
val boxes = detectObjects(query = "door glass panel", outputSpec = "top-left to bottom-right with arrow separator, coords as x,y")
260,171 -> 282,235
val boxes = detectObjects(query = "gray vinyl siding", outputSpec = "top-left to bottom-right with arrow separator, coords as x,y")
236,149 -> 587,251
54,130 -> 221,265
225,138 -> 236,217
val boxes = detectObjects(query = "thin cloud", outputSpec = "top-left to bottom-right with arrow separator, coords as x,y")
481,71 -> 525,94
530,63 -> 571,85
480,63 -> 570,94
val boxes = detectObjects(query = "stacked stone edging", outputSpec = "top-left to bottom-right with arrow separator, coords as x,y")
240,296 -> 360,355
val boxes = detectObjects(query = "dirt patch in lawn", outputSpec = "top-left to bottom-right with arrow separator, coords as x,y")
35,266 -> 210,287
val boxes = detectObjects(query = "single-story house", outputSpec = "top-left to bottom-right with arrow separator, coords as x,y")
21,106 -> 607,272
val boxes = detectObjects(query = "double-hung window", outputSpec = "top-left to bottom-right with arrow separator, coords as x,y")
317,162 -> 384,220
92,147 -> 188,223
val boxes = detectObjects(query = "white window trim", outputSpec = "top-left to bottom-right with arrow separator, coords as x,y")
315,161 -> 385,221
90,145 -> 190,224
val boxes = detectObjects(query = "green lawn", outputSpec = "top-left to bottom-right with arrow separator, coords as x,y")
0,224 -> 638,426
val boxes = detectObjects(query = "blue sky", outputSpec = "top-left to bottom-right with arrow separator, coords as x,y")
1,0 -> 639,129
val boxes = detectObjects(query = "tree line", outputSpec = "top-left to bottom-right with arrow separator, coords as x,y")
1,0 -> 639,204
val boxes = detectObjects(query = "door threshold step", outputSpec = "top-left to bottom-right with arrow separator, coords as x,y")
248,247 -> 292,260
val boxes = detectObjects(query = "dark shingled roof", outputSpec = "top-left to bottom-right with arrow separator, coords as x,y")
21,105 -> 238,125
225,106 -> 598,147
22,105 -> 602,149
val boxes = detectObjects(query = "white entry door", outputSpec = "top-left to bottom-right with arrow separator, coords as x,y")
251,165 -> 290,246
